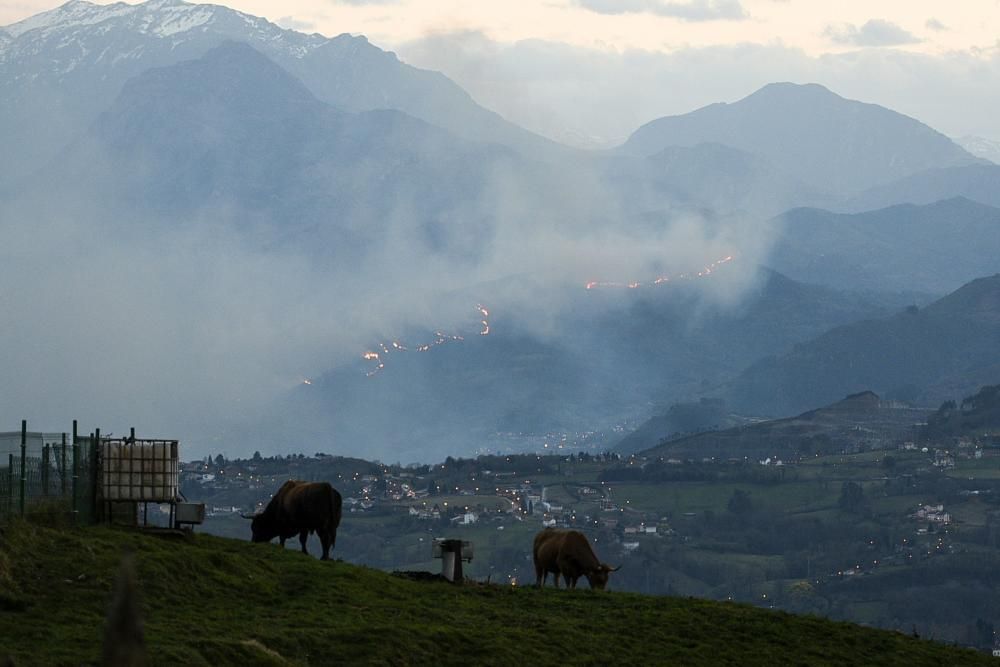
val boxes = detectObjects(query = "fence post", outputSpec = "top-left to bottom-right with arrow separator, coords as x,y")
7,454 -> 12,514
61,433 -> 67,497
72,420 -> 79,524
93,428 -> 101,523
19,420 -> 26,516
42,444 -> 50,496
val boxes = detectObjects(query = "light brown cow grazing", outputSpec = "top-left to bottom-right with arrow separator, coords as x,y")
533,528 -> 620,590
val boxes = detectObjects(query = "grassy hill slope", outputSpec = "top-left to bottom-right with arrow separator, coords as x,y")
0,522 -> 991,666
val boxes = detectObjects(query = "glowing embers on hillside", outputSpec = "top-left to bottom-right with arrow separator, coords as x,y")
358,253 -> 734,377
362,304 -> 490,377
477,304 -> 490,336
585,254 -> 735,290
362,350 -> 385,377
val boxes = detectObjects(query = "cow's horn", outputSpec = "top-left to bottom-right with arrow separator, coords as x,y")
606,564 -> 622,572
239,512 -> 258,520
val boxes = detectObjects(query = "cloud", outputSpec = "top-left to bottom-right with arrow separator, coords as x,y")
574,0 -> 747,21
824,19 -> 921,47
925,18 -> 948,32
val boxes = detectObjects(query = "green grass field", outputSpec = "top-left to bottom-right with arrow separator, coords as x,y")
0,521 -> 994,666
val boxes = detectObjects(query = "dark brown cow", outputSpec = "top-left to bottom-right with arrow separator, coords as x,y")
533,528 -> 620,590
250,480 -> 342,560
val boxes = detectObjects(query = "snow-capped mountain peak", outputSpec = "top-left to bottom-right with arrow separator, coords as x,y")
0,0 -> 560,188
1,0 -> 327,59
6,1 -> 141,39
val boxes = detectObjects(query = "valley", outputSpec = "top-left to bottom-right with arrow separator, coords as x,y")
188,384 -> 1000,649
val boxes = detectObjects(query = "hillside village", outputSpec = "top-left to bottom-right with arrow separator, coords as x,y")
185,388 -> 1000,535
183,451 -> 628,531
183,442 -> 984,554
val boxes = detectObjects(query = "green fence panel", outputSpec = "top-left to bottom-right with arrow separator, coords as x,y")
0,429 -> 92,525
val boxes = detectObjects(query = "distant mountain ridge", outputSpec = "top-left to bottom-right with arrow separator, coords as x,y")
622,82 -> 981,197
0,0 -> 565,189
47,40 -> 530,263
3,2 -> 986,222
724,274 -> 1000,417
845,164 -> 1000,212
766,197 -> 1000,293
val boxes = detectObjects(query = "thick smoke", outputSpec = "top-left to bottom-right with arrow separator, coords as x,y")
0,37 -> 787,462
0,143 -> 774,461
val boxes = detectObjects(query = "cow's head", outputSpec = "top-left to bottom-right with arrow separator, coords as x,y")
585,563 -> 621,590
244,512 -> 277,543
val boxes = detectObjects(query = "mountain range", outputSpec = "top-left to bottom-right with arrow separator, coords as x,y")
724,274 -> 1000,417
766,197 -> 1000,294
3,0 -> 1000,459
621,82 -> 981,198
0,0 -> 563,192
47,40 -> 534,264
845,164 -> 1000,212
2,2 -> 991,224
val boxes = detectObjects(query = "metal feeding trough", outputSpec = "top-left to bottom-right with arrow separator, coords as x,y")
174,502 -> 206,529
432,538 -> 474,582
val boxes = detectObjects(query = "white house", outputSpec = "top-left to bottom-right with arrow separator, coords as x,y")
451,511 -> 478,525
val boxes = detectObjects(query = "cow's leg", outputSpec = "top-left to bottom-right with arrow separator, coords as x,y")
552,570 -> 560,589
299,531 -> 309,555
535,562 -> 545,588
320,530 -> 332,561
568,576 -> 578,589
279,537 -> 286,548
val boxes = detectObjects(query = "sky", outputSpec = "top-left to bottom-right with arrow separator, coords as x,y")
3,0 -> 1000,145
5,0 -> 995,57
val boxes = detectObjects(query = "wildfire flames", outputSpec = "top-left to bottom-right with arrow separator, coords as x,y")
361,306 -> 488,377
361,350 -> 385,377
585,254 -> 735,290
354,253 -> 735,377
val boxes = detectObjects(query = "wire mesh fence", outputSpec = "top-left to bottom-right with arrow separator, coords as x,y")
0,423 -> 98,525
